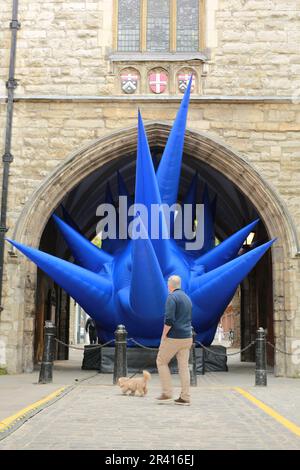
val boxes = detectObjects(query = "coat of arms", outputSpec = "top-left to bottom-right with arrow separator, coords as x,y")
121,72 -> 138,94
178,73 -> 195,93
149,72 -> 168,94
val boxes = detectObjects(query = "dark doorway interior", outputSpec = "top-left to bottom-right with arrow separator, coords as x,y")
34,147 -> 274,365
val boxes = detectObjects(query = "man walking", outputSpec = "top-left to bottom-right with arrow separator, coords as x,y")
156,275 -> 193,405
85,317 -> 98,345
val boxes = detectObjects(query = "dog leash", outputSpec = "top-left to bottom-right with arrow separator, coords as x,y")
124,338 -> 159,379
127,367 -> 151,380
126,359 -> 156,380
128,372 -> 139,379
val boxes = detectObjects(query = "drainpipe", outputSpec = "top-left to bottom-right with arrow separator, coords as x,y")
0,0 -> 20,312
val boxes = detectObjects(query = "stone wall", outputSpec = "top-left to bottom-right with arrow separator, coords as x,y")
207,0 -> 300,96
2,1 -> 300,97
7,0 -> 114,96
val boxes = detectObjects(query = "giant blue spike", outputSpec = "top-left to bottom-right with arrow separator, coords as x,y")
194,219 -> 260,272
130,218 -> 167,318
6,239 -> 116,330
101,236 -> 125,255
191,239 -> 275,332
61,205 -> 83,235
118,219 -> 167,338
201,184 -> 215,253
52,214 -> 112,272
135,110 -> 172,272
156,76 -> 192,206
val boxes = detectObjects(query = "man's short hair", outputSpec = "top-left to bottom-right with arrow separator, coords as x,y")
168,275 -> 181,289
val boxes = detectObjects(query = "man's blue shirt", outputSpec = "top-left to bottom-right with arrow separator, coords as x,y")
164,289 -> 192,339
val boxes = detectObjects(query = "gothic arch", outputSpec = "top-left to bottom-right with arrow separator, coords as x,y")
10,123 -> 300,375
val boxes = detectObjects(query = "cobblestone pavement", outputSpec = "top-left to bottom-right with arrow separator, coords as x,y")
0,351 -> 94,421
1,350 -> 300,450
1,370 -> 300,450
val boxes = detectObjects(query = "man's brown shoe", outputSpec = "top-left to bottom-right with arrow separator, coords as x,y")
174,397 -> 190,406
156,394 -> 173,404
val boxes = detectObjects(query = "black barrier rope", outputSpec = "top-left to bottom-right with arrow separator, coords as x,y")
128,333 -> 255,358
127,337 -> 158,351
195,340 -> 255,357
126,338 -> 158,378
54,338 -> 114,350
55,336 -> 260,359
267,341 -> 295,356
55,337 -> 144,380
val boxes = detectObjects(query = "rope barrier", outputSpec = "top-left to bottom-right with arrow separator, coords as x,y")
127,338 -> 158,351
56,336 -> 296,360
120,338 -> 158,379
54,338 -> 114,351
267,341 -> 295,356
43,324 -> 298,391
55,336 -> 259,358
195,340 -> 255,357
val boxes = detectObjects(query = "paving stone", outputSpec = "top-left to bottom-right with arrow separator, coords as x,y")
0,371 -> 300,450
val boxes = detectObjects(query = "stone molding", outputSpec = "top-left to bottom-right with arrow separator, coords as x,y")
0,95 -> 296,104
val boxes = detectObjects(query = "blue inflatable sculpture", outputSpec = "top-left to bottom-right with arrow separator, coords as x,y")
7,79 -> 275,346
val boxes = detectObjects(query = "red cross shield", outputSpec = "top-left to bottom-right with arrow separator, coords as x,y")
149,72 -> 168,94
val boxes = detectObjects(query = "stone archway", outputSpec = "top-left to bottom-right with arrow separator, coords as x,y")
8,124 -> 300,375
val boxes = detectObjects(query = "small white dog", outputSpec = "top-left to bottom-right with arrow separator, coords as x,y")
117,370 -> 151,397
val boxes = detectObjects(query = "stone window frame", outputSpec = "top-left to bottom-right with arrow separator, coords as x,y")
112,0 -> 207,55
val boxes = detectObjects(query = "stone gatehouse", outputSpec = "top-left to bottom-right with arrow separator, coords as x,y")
0,0 -> 299,376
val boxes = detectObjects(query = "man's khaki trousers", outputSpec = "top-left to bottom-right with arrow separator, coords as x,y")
156,337 -> 193,401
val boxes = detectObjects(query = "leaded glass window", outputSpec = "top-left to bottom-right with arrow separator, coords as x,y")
147,0 -> 170,52
118,0 -> 140,51
116,1 -> 202,53
177,0 -> 199,52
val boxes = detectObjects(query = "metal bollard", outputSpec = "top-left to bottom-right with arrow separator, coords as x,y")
113,324 -> 127,384
255,327 -> 267,386
189,328 -> 197,386
39,320 -> 56,384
